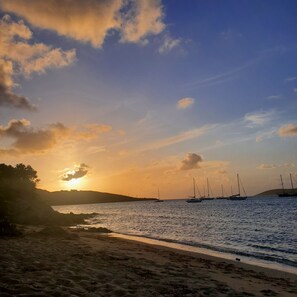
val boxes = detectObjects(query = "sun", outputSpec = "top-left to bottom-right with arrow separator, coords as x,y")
65,178 -> 83,190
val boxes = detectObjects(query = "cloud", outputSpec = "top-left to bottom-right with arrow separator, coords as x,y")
0,119 -> 112,155
62,163 -> 89,181
1,0 -> 166,47
284,76 -> 297,82
0,119 -> 70,154
186,57 -> 260,89
140,124 -> 215,152
121,0 -> 165,44
176,97 -> 195,109
158,34 -> 181,54
217,170 -> 227,174
77,124 -> 112,140
220,28 -> 242,41
255,136 -> 263,142
0,60 -> 36,110
266,95 -> 281,100
257,163 -> 294,169
277,123 -> 297,137
180,153 -> 203,170
0,15 -> 76,109
244,110 -> 276,127
86,146 -> 107,154
293,88 -> 297,93
257,164 -> 277,169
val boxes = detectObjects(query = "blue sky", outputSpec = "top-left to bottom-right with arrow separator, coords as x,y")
0,0 -> 296,197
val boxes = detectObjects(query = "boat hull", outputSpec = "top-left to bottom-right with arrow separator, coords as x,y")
278,193 -> 297,197
228,196 -> 247,201
186,199 -> 202,203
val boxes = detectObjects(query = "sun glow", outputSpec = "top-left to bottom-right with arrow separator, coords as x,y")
65,178 -> 84,190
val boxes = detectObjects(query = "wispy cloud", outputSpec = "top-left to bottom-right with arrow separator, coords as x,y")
266,95 -> 282,100
185,57 -> 260,89
176,97 -> 195,109
244,110 -> 276,128
257,164 -> 277,169
136,124 -> 216,153
219,28 -> 242,41
284,76 -> 297,82
158,34 -> 181,54
257,163 -> 294,169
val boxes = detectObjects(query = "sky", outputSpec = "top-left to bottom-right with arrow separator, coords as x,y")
0,0 -> 297,198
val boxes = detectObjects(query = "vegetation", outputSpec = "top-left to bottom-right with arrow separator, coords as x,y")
255,188 -> 296,196
38,189 -> 156,206
0,163 -> 92,229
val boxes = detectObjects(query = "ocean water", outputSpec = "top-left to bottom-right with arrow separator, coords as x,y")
54,196 -> 297,271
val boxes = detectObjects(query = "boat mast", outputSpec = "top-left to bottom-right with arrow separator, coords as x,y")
193,178 -> 196,198
290,173 -> 294,193
237,174 -> 240,196
280,174 -> 285,194
207,178 -> 210,198
221,184 -> 224,197
158,188 -> 160,199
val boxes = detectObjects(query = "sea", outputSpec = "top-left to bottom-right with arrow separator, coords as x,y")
53,196 -> 297,274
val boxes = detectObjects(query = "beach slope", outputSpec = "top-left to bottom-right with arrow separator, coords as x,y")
1,227 -> 296,296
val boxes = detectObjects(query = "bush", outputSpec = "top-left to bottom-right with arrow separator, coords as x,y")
0,218 -> 22,237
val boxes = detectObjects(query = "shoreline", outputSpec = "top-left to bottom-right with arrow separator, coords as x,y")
1,226 -> 297,296
110,232 -> 297,276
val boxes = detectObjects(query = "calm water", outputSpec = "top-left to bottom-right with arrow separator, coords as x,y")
54,196 -> 297,269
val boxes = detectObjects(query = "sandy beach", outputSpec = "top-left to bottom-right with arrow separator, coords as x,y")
1,227 -> 296,297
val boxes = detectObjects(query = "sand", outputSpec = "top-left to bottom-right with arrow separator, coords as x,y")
0,226 -> 296,297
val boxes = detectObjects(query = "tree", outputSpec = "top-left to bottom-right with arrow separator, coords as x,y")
0,163 -> 39,199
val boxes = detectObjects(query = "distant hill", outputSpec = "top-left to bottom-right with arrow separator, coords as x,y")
37,189 -> 156,206
255,188 -> 296,196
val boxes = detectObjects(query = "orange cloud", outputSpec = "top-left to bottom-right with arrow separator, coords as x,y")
0,119 -> 112,155
278,123 -> 297,137
0,15 -> 75,110
121,0 -> 165,43
1,0 -> 165,47
77,124 -> 112,140
0,119 -> 70,154
176,97 -> 195,109
0,60 -> 36,110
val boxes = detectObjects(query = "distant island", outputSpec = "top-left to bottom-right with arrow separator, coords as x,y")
255,188 -> 296,196
37,189 -> 157,206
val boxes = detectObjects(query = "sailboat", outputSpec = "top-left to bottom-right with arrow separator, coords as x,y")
216,184 -> 228,200
228,174 -> 247,200
186,178 -> 202,203
155,188 -> 164,202
278,174 -> 297,197
201,178 -> 215,200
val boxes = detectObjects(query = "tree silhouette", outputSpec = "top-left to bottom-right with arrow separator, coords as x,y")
0,163 -> 39,196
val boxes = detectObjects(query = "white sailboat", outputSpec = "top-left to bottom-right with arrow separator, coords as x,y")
278,174 -> 297,197
228,174 -> 247,200
155,188 -> 164,202
186,178 -> 202,203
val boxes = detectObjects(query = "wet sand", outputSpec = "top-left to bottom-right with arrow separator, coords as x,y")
0,226 -> 296,296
